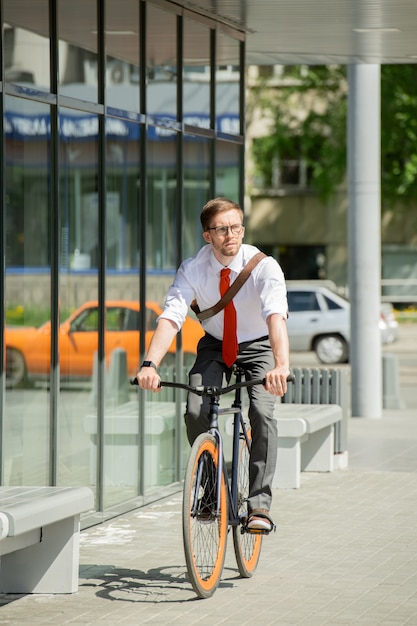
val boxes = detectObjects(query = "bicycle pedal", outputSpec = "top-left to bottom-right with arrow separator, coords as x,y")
246,527 -> 264,535
243,521 -> 276,535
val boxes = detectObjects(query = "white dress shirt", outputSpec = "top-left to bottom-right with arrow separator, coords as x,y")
159,244 -> 288,343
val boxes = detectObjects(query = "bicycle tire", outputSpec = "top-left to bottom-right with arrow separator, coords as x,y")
232,428 -> 263,577
182,433 -> 228,599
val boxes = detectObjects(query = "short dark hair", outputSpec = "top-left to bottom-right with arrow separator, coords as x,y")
200,197 -> 244,231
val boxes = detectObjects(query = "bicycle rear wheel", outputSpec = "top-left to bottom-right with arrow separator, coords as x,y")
233,428 -> 263,577
182,433 -> 228,599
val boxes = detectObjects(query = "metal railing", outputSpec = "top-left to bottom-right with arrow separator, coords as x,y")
282,367 -> 349,454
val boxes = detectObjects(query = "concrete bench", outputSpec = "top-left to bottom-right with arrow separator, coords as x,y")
84,401 -> 177,487
0,486 -> 94,594
273,403 -> 343,489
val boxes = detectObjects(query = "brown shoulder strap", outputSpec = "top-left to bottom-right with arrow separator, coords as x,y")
190,252 -> 266,322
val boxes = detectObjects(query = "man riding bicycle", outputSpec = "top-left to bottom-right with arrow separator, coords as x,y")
136,197 -> 290,533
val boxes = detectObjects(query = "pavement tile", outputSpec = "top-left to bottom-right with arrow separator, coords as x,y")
0,379 -> 416,624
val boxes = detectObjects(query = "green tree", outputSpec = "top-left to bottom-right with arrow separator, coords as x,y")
252,65 -> 417,207
381,65 -> 417,203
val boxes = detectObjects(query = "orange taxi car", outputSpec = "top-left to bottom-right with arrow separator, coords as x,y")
5,300 -> 204,387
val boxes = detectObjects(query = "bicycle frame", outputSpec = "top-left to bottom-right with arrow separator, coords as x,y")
131,367 -> 292,526
192,366 -> 252,527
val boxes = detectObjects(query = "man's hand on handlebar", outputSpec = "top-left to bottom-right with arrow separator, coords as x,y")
135,366 -> 161,392
263,367 -> 291,397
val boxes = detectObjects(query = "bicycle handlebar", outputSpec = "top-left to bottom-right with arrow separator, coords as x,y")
130,373 -> 295,398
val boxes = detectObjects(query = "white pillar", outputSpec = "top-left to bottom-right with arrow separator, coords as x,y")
347,64 -> 382,418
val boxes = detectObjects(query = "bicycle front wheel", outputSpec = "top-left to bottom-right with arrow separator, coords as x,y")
182,433 -> 228,599
233,428 -> 263,577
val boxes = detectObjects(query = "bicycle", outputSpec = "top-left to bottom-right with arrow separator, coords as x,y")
131,366 -> 293,599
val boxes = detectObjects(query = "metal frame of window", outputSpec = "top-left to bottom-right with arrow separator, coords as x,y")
0,0 -> 245,523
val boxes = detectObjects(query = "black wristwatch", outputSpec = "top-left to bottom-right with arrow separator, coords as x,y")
141,360 -> 158,370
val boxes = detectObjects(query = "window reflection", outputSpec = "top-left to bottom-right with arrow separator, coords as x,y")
59,108 -> 100,270
0,0 -> 244,513
146,4 -> 177,117
104,111 -> 141,508
216,32 -> 240,135
106,119 -> 141,270
57,108 -> 98,491
58,0 -> 98,103
183,19 -> 210,127
105,0 -> 140,113
5,98 -> 51,268
216,140 -> 241,199
3,0 -> 50,92
4,95 -> 51,485
147,129 -> 177,270
183,134 -> 210,259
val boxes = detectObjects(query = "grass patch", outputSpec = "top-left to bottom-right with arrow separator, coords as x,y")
6,306 -> 73,327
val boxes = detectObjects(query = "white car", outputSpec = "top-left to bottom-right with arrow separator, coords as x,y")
286,284 -> 398,364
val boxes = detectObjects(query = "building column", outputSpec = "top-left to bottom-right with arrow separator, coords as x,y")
347,64 -> 382,418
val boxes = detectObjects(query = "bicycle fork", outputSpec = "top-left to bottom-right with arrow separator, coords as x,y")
191,383 -> 251,525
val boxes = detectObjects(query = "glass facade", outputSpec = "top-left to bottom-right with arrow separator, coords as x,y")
0,0 -> 245,526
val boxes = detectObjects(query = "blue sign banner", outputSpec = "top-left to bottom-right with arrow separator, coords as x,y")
4,111 -> 239,141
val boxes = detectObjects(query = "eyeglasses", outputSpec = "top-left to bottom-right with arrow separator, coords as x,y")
206,224 -> 244,237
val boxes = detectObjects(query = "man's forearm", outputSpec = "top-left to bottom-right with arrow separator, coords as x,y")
267,313 -> 290,369
142,318 -> 178,367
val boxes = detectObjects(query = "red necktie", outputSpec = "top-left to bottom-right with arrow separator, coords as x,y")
220,268 -> 238,367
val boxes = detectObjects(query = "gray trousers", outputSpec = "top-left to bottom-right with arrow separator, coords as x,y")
184,333 -> 277,513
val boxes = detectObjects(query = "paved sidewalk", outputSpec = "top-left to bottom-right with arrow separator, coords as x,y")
1,323 -> 416,625
0,407 -> 416,625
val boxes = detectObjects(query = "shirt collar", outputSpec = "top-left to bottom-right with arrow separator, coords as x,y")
210,246 -> 244,275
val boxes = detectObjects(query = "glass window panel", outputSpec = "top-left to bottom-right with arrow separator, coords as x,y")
146,4 -> 177,118
103,120 -> 141,507
105,0 -> 140,113
4,95 -> 51,485
183,19 -> 210,128
57,107 -> 99,494
147,127 -> 177,272
58,0 -> 98,103
106,119 -> 141,270
3,0 -> 50,92
183,134 -> 210,260
144,128 -> 181,489
216,32 -> 240,135
215,140 -> 241,200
